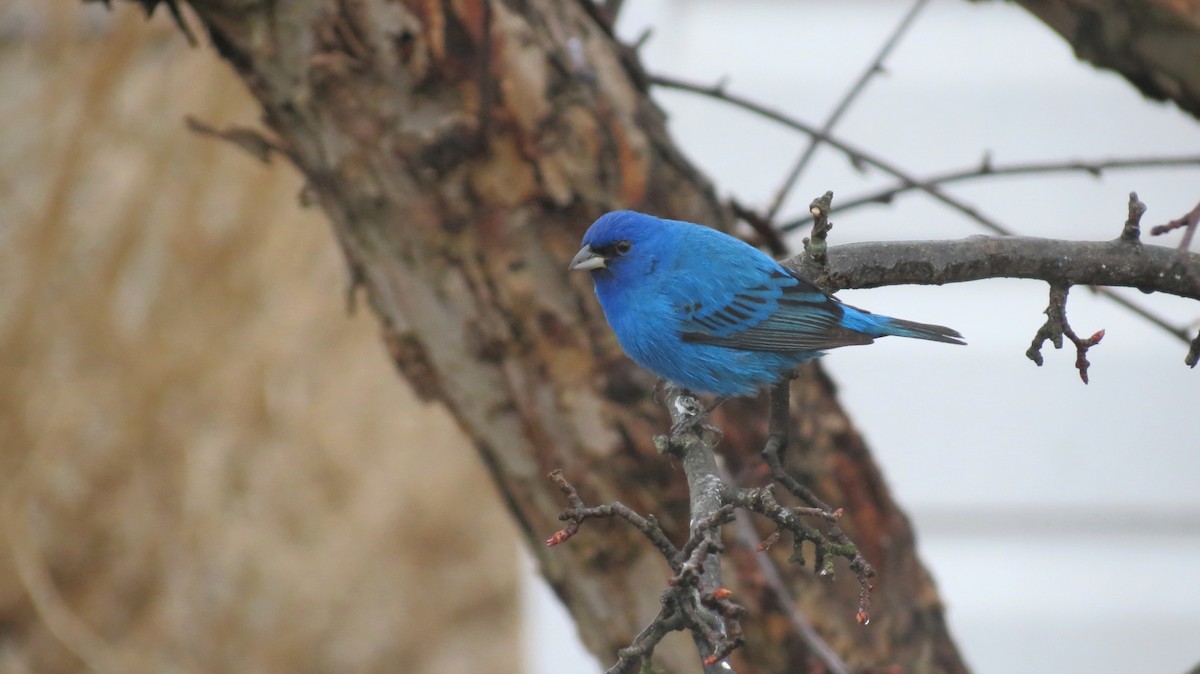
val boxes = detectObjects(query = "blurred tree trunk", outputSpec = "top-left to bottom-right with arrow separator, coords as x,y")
164,1 -> 966,671
1,7 -> 520,673
1011,0 -> 1200,121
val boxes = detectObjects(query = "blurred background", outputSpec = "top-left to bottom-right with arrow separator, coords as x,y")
3,1 -> 1199,674
0,3 -> 517,673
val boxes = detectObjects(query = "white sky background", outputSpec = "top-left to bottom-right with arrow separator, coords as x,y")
524,1 -> 1200,673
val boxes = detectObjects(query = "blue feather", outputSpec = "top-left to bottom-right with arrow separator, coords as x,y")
571,211 -> 964,397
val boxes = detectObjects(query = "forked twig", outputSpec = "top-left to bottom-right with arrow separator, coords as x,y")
1026,284 -> 1106,384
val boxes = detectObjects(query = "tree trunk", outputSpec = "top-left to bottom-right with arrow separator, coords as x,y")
1012,0 -> 1200,122
179,0 -> 967,671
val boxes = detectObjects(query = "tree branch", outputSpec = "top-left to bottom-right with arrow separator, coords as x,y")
765,0 -> 930,220
787,235 -> 1200,301
656,384 -> 739,673
779,155 -> 1200,233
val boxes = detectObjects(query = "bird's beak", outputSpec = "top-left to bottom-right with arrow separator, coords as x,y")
569,245 -> 607,271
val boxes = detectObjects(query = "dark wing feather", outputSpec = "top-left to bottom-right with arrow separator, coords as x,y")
678,269 -> 874,353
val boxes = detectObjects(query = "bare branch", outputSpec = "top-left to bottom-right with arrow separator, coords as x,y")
730,199 -> 787,256
1083,286 -> 1191,343
778,157 -> 1200,234
724,507 -> 853,674
1150,200 -> 1200,256
765,0 -> 930,220
550,377 -> 885,671
649,72 -> 1021,237
753,380 -> 874,622
607,603 -> 683,674
546,470 -> 680,564
786,236 -> 1200,301
656,384 -> 738,673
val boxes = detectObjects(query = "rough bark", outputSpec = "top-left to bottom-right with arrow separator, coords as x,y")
163,0 -> 967,671
1010,0 -> 1200,121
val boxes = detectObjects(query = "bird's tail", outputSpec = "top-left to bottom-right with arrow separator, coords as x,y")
878,316 -> 966,345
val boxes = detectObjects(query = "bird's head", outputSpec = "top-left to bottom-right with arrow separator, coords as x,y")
570,211 -> 669,279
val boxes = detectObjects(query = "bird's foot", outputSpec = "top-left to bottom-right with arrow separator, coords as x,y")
668,396 -> 726,440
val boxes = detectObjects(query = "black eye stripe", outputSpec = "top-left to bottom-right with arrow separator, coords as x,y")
593,240 -> 633,256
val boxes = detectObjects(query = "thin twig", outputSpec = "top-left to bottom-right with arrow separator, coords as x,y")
1082,286 -> 1190,342
759,380 -> 874,622
765,0 -> 929,220
725,505 -> 852,674
607,603 -> 684,674
779,155 -> 1200,233
546,470 -> 680,563
649,73 -> 1013,235
731,199 -> 788,256
1150,199 -> 1200,255
549,463 -> 740,673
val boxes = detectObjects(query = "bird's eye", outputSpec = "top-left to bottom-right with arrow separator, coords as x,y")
615,240 -> 632,255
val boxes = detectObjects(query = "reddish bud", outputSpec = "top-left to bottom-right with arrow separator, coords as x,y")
545,529 -> 573,546
713,588 -> 732,600
856,609 -> 870,625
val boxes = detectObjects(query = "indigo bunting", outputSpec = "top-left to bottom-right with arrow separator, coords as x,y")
570,211 -> 964,397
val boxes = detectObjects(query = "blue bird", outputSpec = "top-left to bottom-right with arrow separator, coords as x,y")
570,211 -> 964,397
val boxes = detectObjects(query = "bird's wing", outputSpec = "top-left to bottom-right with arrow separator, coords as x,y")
675,266 -> 874,353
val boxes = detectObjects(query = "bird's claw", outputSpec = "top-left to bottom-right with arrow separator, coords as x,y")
669,415 -> 723,442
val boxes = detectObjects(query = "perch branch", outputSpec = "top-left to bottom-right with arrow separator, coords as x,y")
785,236 -> 1200,301
657,384 -> 740,673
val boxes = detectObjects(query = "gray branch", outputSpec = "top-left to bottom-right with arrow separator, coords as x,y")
786,236 -> 1200,300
